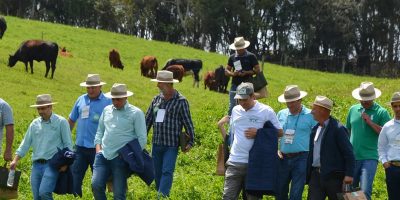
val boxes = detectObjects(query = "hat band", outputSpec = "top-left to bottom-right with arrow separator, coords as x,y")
111,91 -> 127,96
86,80 -> 100,85
359,92 -> 375,98
284,93 -> 300,100
157,77 -> 173,82
235,42 -> 245,48
36,100 -> 52,105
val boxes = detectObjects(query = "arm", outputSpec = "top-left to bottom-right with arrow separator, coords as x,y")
361,112 -> 383,134
180,99 -> 195,152
68,118 -> 76,132
217,115 -> 230,139
4,124 -> 14,161
9,155 -> 21,170
61,119 -> 73,150
94,112 -> 105,153
134,110 -> 148,150
337,126 -> 355,181
378,126 -> 390,168
145,101 -> 154,133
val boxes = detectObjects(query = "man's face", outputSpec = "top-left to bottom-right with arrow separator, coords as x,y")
86,86 -> 101,99
238,95 -> 254,110
286,99 -> 302,113
157,82 -> 171,94
360,100 -> 374,109
236,48 -> 246,55
391,101 -> 400,120
37,105 -> 52,120
311,104 -> 326,121
112,97 -> 127,109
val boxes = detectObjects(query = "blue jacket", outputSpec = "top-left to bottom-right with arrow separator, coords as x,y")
118,139 -> 154,186
306,117 -> 355,183
246,121 -> 278,195
49,148 -> 75,195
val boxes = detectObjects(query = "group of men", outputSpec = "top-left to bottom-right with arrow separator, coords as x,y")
2,70 -> 195,199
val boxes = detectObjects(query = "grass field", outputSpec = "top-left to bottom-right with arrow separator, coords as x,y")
0,16 -> 392,199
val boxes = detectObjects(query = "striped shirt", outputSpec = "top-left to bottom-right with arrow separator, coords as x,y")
145,90 -> 195,147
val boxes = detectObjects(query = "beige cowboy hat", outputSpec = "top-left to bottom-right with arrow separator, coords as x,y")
151,70 -> 179,83
313,95 -> 333,110
105,83 -> 133,98
30,94 -> 58,108
278,85 -> 308,103
80,74 -> 106,87
352,82 -> 381,101
229,37 -> 250,50
388,92 -> 400,105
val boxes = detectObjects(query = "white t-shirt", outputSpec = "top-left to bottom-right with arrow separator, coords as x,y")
228,101 -> 281,163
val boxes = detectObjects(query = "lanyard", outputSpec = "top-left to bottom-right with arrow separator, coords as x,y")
284,108 -> 302,131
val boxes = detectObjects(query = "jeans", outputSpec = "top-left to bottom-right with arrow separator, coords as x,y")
307,169 -> 344,200
91,153 -> 130,200
385,165 -> 400,200
72,146 -> 96,197
30,162 -> 59,200
276,152 -> 308,200
352,160 -> 378,200
228,84 -> 238,116
152,144 -> 178,197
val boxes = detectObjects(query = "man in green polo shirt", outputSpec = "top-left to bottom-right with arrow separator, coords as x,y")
346,82 -> 391,200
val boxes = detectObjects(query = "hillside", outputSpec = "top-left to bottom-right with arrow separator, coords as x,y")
0,16 -> 392,199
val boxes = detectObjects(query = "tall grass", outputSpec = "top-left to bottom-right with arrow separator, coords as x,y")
0,16 -> 391,199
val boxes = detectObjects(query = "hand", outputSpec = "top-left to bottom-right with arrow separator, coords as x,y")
361,112 -> 371,123
59,165 -> 68,172
9,160 -> 18,170
277,150 -> 283,159
244,128 -> 257,139
217,115 -> 230,128
343,176 -> 353,184
183,144 -> 192,153
383,162 -> 391,169
233,71 -> 240,77
3,149 -> 12,162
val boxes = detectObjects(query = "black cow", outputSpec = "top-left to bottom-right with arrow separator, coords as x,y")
163,59 -> 202,87
214,65 -> 230,93
8,40 -> 59,79
0,16 -> 6,39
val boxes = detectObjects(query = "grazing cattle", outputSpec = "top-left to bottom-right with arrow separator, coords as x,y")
59,47 -> 73,57
0,16 -> 6,39
8,40 -> 58,79
162,59 -> 202,87
214,65 -> 230,93
204,71 -> 218,91
140,56 -> 158,78
109,49 -> 124,70
165,65 -> 184,82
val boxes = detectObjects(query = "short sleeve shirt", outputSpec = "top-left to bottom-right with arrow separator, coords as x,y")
227,50 -> 259,86
0,99 -> 14,154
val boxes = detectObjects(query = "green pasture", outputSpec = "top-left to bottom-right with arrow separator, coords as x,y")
0,16 -> 392,199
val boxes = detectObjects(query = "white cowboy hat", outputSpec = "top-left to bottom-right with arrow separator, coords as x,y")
30,94 -> 58,108
229,37 -> 250,50
151,70 -> 179,83
278,85 -> 308,103
352,82 -> 381,101
80,74 -> 106,87
313,95 -> 333,110
105,83 -> 133,98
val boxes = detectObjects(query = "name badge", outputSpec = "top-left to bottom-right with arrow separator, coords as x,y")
156,109 -> 166,122
233,60 -> 242,71
81,105 -> 90,119
284,129 -> 295,144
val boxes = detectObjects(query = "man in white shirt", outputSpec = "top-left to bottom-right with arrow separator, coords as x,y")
378,91 -> 400,200
222,82 -> 282,200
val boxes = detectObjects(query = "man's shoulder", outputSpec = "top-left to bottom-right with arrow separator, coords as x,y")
256,101 -> 275,113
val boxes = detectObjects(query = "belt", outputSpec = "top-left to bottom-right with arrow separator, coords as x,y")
282,151 -> 306,158
35,159 -> 48,164
390,161 -> 400,167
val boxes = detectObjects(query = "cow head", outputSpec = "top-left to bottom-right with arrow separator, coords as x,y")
8,55 -> 17,67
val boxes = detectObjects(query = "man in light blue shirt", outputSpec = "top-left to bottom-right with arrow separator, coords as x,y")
0,98 -> 14,162
276,85 -> 316,200
378,92 -> 400,200
10,94 -> 73,200
91,83 -> 147,200
68,74 -> 111,197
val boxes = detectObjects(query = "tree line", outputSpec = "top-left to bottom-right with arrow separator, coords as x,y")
1,0 -> 399,77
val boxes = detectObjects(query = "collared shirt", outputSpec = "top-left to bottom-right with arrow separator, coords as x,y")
346,102 -> 391,160
228,101 -> 282,163
69,92 -> 111,148
95,101 -> 147,160
227,50 -> 259,86
16,113 -> 73,161
277,105 -> 317,153
145,90 -> 195,147
378,119 -> 400,164
0,98 -> 13,154
312,119 -> 329,167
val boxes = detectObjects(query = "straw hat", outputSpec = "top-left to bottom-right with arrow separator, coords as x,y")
80,74 -> 106,87
30,94 -> 58,108
313,95 -> 333,110
352,82 -> 381,101
388,92 -> 400,105
278,85 -> 308,103
105,83 -> 133,98
150,70 -> 179,83
229,37 -> 250,50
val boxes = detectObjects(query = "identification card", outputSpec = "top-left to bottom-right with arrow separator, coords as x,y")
81,106 -> 90,119
156,109 -> 166,122
284,129 -> 295,144
233,60 -> 242,71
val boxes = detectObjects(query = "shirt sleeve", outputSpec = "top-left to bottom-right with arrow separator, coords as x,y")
145,99 -> 155,133
345,109 -> 352,130
180,99 -> 195,146
267,109 -> 282,130
378,125 -> 389,164
337,125 -> 355,177
1,102 -> 14,125
250,54 -> 259,67
94,110 -> 105,145
134,110 -> 148,150
379,109 -> 392,126
16,123 -> 34,158
60,118 -> 73,150
69,98 -> 80,122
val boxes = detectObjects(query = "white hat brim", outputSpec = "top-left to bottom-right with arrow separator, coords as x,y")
150,79 -> 179,83
79,82 -> 106,87
30,102 -> 58,108
229,41 -> 250,50
104,91 -> 134,98
351,88 -> 381,101
278,91 -> 308,103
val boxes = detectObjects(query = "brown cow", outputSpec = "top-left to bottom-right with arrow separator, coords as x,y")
165,65 -> 184,82
140,56 -> 158,78
204,71 -> 218,91
109,49 -> 124,70
59,47 -> 73,57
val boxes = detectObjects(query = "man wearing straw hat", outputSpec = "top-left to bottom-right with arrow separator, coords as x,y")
306,96 -> 354,200
346,82 -> 391,200
378,92 -> 400,200
145,70 -> 195,197
225,36 -> 261,116
68,74 -> 111,197
276,85 -> 316,200
10,94 -> 73,200
91,83 -> 147,200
